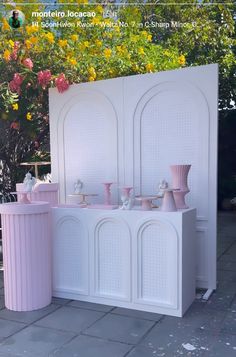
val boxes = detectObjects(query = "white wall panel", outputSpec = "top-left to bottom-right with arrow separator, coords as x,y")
50,64 -> 218,290
49,79 -> 124,204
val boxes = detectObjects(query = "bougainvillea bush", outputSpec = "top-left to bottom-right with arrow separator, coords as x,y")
0,0 -> 185,191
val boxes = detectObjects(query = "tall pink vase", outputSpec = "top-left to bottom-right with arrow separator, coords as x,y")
170,164 -> 191,209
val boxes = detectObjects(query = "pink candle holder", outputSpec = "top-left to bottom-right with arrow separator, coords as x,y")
135,196 -> 159,211
161,189 -> 177,212
11,191 -> 31,204
102,182 -> 113,205
122,187 -> 133,198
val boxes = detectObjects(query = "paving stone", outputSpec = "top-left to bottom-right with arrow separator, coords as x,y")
176,303 -> 226,332
220,310 -> 236,334
205,290 -> 235,310
68,300 -> 114,312
216,280 -> 236,294
35,306 -> 105,333
137,303 -> 226,354
219,253 -> 236,263
205,333 -> 236,356
0,304 -> 60,324
230,296 -> 236,310
227,244 -> 236,254
52,297 -> 72,306
126,343 -> 206,357
84,313 -> 155,344
0,318 -> 26,339
112,307 -> 163,322
217,270 -> 236,282
50,334 -> 131,357
217,242 -> 231,257
139,317 -> 216,356
218,260 -> 236,271
0,296 -> 4,310
0,325 -> 75,357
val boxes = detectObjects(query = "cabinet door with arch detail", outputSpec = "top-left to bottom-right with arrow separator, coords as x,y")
134,219 -> 179,309
53,216 -> 89,296
92,217 -> 131,301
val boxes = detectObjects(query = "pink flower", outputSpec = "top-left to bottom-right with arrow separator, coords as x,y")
55,73 -> 69,93
13,73 -> 23,85
9,73 -> 23,94
34,141 -> 40,149
10,121 -> 20,130
23,58 -> 33,70
14,41 -> 20,49
11,50 -> 17,61
37,70 -> 52,89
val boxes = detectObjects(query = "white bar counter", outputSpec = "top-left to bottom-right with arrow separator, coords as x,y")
52,206 -> 196,317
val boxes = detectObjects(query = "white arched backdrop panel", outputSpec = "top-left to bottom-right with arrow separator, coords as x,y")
49,64 -> 218,290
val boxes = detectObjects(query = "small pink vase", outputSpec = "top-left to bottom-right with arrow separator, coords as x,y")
170,164 -> 191,209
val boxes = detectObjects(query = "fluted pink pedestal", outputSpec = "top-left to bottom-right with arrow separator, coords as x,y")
170,165 -> 191,209
16,183 -> 59,207
0,202 -> 51,311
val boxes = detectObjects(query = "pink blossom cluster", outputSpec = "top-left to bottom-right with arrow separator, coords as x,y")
9,73 -> 23,94
23,58 -> 33,70
9,69 -> 70,95
55,73 -> 69,93
37,70 -> 52,89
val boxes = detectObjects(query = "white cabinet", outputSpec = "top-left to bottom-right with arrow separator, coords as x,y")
52,207 -> 196,317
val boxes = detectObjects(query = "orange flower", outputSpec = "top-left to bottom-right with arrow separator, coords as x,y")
178,54 -> 186,66
104,48 -> 112,58
58,39 -> 68,47
70,34 -> 78,41
145,63 -> 155,72
3,49 -> 11,62
2,18 -> 10,31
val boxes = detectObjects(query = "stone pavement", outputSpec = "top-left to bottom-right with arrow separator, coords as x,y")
0,212 -> 235,356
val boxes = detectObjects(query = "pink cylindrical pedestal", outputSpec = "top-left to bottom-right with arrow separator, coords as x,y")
16,183 -> 59,207
0,202 -> 51,311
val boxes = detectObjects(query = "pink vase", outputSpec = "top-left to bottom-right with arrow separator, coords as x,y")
170,165 -> 191,209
